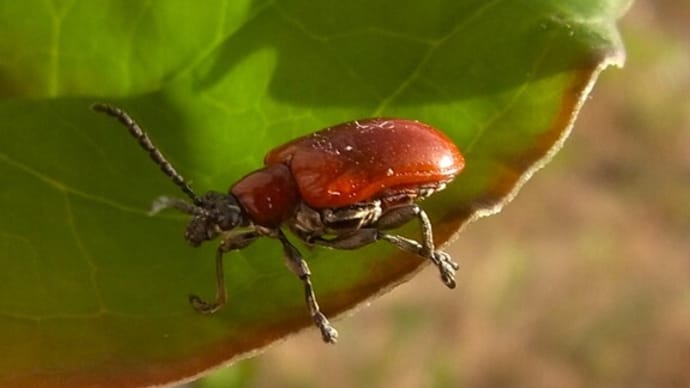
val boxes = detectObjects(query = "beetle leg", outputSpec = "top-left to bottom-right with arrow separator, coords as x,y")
322,201 -> 382,230
374,204 -> 418,230
379,232 -> 459,289
310,227 -> 458,288
377,204 -> 459,288
189,231 -> 259,314
277,230 -> 338,344
308,229 -> 379,250
189,246 -> 226,314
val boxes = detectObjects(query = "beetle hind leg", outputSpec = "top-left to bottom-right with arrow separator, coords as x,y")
379,233 -> 458,288
304,203 -> 458,288
377,204 -> 459,288
278,231 -> 338,344
307,226 -> 459,289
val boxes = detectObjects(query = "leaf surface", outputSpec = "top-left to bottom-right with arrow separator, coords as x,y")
0,1 -> 630,386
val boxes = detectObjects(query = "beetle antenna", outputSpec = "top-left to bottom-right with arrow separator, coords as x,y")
91,103 -> 201,205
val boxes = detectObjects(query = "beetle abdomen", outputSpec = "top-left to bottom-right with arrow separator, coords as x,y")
265,118 -> 464,209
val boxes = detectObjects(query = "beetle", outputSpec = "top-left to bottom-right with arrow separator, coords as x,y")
92,103 -> 464,344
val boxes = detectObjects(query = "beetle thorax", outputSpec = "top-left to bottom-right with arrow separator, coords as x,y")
230,164 -> 300,228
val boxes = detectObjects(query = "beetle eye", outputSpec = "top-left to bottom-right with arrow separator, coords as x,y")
217,211 -> 240,231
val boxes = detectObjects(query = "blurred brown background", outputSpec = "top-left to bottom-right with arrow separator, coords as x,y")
195,2 -> 690,387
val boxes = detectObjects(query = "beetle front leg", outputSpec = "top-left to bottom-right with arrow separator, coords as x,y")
189,246 -> 227,314
277,230 -> 338,344
189,231 -> 259,314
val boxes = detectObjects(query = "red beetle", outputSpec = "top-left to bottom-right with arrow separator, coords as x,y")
93,104 -> 464,343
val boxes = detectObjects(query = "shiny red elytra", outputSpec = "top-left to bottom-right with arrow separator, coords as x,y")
93,104 -> 464,344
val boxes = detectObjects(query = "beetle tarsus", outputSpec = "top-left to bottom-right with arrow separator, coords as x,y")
189,294 -> 222,314
432,251 -> 459,289
439,263 -> 457,289
314,312 -> 339,344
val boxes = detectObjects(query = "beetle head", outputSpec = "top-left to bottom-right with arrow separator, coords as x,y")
184,192 -> 245,246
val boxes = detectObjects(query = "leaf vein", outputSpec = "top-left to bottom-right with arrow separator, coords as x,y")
62,193 -> 106,311
372,0 -> 501,116
463,30 -> 558,153
0,151 -> 148,216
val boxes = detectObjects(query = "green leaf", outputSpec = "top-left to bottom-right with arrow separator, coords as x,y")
0,0 -> 630,386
